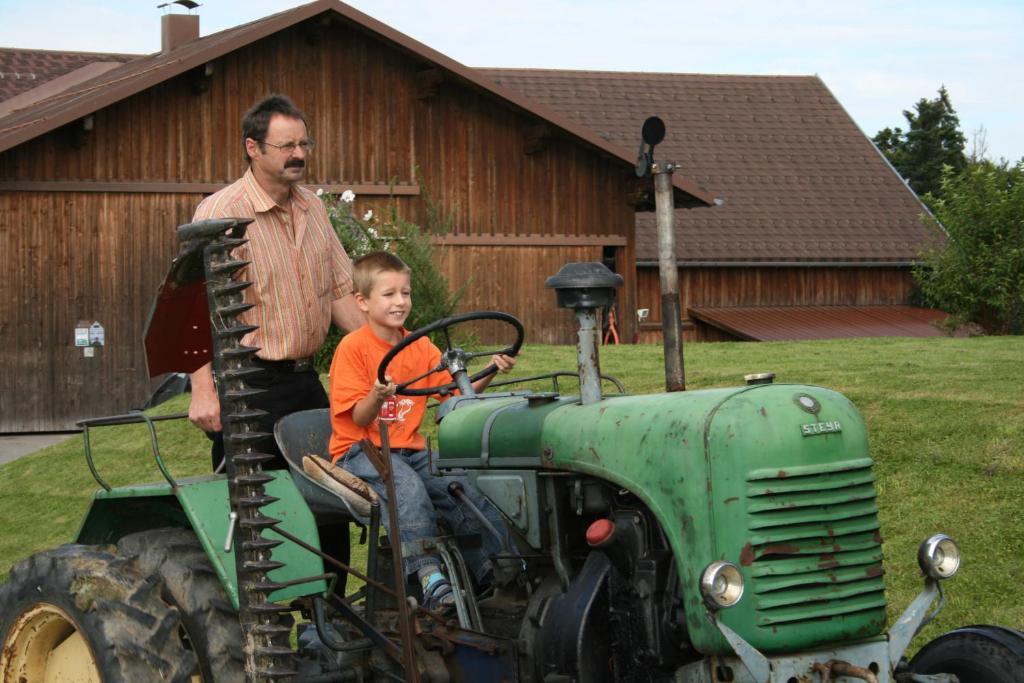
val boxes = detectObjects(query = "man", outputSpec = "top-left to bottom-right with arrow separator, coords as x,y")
188,94 -> 364,470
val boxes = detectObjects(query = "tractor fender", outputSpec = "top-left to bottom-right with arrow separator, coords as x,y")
76,472 -> 327,609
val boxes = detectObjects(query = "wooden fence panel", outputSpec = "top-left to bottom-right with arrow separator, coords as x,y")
635,265 -> 918,342
435,245 -> 603,345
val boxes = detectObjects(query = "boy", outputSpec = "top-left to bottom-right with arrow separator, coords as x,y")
328,251 -> 516,611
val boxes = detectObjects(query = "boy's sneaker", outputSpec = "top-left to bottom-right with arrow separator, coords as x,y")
421,571 -> 456,614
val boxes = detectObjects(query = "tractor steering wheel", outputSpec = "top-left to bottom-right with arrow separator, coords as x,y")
376,311 -> 524,397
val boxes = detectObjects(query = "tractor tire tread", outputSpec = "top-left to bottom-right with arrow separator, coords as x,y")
910,626 -> 1024,683
117,527 -> 247,683
0,544 -> 197,683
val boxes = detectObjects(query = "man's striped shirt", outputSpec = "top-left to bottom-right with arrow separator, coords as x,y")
192,168 -> 354,360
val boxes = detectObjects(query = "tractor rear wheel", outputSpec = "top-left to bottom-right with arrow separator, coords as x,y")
118,527 -> 246,683
0,544 -> 197,683
909,624 -> 1024,683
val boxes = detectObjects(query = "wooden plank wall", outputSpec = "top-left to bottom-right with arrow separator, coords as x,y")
0,192 -> 195,431
0,20 -> 637,237
435,245 -> 604,345
0,16 -> 636,429
635,265 -> 917,343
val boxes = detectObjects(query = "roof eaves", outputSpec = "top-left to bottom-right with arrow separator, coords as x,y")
0,61 -> 126,117
0,0 -> 334,153
0,0 -> 714,206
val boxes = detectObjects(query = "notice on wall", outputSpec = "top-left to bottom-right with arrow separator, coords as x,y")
76,320 -> 105,357
89,322 -> 105,347
74,322 -> 90,347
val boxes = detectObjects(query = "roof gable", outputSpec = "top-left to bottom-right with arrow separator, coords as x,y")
0,1 -> 711,206
483,69 -> 936,263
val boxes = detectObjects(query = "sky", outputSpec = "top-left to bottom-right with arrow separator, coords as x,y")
1,0 -> 1020,162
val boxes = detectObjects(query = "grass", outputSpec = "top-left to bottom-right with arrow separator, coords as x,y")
1,336 -> 1022,652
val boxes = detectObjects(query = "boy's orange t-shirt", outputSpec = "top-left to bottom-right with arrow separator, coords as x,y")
328,324 -> 448,462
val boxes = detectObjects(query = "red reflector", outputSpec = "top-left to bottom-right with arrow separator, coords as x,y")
586,519 -> 615,547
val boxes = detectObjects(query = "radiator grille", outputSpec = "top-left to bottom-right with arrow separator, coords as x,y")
744,458 -> 886,628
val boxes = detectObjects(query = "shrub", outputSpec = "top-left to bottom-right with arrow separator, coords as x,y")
914,160 -> 1024,335
314,189 -> 465,371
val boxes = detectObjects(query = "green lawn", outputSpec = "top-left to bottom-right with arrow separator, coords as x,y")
1,336 -> 1022,651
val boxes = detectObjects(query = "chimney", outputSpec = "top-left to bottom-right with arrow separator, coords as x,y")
161,13 -> 199,53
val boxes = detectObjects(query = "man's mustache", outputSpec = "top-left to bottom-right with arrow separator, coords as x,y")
285,159 -> 305,169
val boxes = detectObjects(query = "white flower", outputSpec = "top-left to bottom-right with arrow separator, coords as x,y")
340,190 -> 356,203
367,227 -> 379,239
363,209 -> 374,221
315,188 -> 324,196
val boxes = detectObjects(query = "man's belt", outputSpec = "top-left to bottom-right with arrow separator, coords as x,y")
253,357 -> 314,373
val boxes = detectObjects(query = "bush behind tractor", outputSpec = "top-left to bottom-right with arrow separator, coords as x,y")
2,219 -> 1023,683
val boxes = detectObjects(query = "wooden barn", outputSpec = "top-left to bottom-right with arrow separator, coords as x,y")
485,70 -> 944,342
0,1 -> 712,432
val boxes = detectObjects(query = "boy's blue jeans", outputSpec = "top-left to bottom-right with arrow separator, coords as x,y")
340,443 -> 511,583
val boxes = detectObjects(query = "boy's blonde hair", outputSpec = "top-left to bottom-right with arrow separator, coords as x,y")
352,251 -> 411,297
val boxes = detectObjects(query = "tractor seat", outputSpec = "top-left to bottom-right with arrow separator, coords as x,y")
274,409 -> 377,525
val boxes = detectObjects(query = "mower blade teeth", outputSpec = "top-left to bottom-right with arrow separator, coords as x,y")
222,408 -> 269,422
189,222 -> 296,678
258,655 -> 299,667
258,665 -> 299,679
234,473 -> 275,487
215,302 -> 256,318
247,603 -> 292,615
243,538 -> 283,551
240,515 -> 282,529
249,579 -> 286,592
225,431 -> 271,444
232,454 -> 275,468
221,366 -> 263,382
238,495 -> 280,507
213,280 -> 253,297
222,387 -> 265,401
232,454 -> 274,466
252,623 -> 292,637
243,560 -> 287,573
209,259 -> 250,275
222,345 -> 261,359
217,237 -> 249,250
215,323 -> 259,339
203,235 -> 248,251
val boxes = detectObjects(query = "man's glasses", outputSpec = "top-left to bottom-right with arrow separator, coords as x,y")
260,138 -> 316,154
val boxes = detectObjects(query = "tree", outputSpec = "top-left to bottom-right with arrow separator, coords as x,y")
874,87 -> 967,200
913,159 -> 1024,334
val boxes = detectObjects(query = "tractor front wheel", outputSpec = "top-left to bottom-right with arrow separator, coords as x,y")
117,527 -> 246,683
0,544 -> 197,682
909,624 -> 1024,683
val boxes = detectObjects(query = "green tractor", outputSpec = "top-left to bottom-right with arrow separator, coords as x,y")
2,219 -> 1022,683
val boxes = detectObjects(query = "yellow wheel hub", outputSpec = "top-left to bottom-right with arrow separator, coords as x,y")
1,603 -> 101,683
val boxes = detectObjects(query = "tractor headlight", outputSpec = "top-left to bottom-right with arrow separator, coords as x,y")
917,534 -> 960,580
700,561 -> 744,609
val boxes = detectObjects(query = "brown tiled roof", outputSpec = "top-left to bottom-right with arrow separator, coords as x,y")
690,305 -> 947,341
0,48 -> 139,102
482,69 -> 937,264
0,1 -> 711,206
